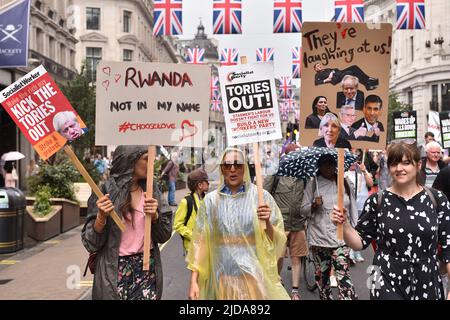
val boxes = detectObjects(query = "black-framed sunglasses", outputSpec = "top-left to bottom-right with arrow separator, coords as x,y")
220,161 -> 244,170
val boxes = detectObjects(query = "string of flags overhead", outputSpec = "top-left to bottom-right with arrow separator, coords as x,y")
152,0 -> 426,37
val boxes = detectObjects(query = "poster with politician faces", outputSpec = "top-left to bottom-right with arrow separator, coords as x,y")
300,22 -> 392,150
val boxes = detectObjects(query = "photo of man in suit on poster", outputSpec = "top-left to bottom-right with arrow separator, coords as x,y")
336,75 -> 365,111
351,95 -> 384,142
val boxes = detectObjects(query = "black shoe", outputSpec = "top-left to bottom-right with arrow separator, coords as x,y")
169,202 -> 178,206
365,78 -> 379,90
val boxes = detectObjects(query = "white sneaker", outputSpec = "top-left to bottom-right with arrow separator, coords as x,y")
330,275 -> 338,288
355,251 -> 365,263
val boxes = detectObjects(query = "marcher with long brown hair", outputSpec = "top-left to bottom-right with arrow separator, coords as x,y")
82,146 -> 172,300
332,142 -> 450,300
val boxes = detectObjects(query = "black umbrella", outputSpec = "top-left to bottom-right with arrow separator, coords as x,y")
276,147 -> 358,179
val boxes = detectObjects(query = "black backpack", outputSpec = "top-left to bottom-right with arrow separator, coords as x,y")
179,193 -> 197,241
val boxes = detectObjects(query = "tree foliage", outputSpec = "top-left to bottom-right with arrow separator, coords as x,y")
60,63 -> 96,160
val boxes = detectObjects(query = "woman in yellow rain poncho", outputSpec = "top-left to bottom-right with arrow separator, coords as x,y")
186,147 -> 289,300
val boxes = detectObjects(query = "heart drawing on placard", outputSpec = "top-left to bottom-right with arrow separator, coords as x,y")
102,66 -> 111,76
179,120 -> 198,142
114,74 -> 121,83
102,80 -> 110,91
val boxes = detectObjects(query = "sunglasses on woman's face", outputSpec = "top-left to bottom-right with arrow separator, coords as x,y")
220,161 -> 244,171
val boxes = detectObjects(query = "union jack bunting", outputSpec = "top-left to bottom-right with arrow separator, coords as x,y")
153,0 -> 183,36
280,102 -> 288,121
285,98 -> 297,112
220,48 -> 239,66
396,0 -> 425,30
273,0 -> 302,33
213,0 -> 242,34
210,76 -> 221,100
278,76 -> 293,99
334,0 -> 364,23
292,47 -> 301,79
186,48 -> 204,64
211,100 -> 222,112
256,48 -> 275,62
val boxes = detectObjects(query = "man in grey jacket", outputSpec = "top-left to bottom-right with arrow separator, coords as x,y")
263,143 -> 308,300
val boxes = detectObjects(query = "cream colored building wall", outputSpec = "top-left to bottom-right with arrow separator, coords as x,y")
70,0 -> 179,72
365,0 -> 450,143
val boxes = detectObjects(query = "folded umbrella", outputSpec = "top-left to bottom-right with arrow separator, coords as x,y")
276,147 -> 358,179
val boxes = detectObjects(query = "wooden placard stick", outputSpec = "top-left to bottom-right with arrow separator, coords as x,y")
64,145 -> 125,232
239,56 -> 266,230
143,145 -> 156,271
336,148 -> 344,240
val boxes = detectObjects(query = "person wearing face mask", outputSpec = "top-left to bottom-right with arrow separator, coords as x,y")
81,146 -> 173,300
187,147 -> 289,300
331,142 -> 450,300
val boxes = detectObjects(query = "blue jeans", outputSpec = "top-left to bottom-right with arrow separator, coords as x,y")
168,180 -> 176,204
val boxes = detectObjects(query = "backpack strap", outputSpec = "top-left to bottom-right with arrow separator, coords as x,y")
376,190 -> 383,211
423,186 -> 438,209
183,193 -> 197,226
270,176 -> 280,195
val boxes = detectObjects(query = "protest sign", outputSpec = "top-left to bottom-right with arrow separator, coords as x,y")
439,112 -> 450,149
393,111 -> 417,141
95,62 -> 210,148
218,62 -> 282,146
0,65 -> 87,159
428,111 -> 441,144
300,22 -> 392,150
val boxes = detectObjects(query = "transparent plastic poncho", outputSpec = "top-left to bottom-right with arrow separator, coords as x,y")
186,148 -> 289,300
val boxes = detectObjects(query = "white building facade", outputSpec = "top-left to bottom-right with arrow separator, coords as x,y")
365,0 -> 450,143
69,0 -> 180,79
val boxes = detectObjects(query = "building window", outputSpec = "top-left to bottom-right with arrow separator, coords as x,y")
407,90 -> 413,108
431,84 -> 439,111
49,36 -> 56,60
86,7 -> 100,30
48,10 -> 54,19
86,47 -> 102,81
36,28 -> 43,53
123,49 -> 133,61
442,83 -> 450,112
123,11 -> 132,33
60,44 -> 66,66
410,36 -> 414,62
35,0 -> 41,10
59,19 -> 65,28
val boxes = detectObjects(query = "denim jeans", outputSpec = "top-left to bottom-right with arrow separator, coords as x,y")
168,180 -> 176,204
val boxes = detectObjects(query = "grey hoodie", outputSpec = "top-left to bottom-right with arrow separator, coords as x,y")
81,146 -> 173,300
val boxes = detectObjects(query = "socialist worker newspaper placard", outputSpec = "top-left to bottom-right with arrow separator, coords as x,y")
300,22 -> 392,150
219,63 -> 282,146
393,110 -> 417,141
0,65 -> 87,159
95,62 -> 210,148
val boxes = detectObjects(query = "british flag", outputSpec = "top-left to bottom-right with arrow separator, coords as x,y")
210,75 -> 221,100
213,0 -> 242,34
280,103 -> 288,121
334,0 -> 364,23
273,0 -> 302,33
396,0 -> 425,30
210,100 -> 222,112
278,76 -> 293,99
292,47 -> 301,79
186,48 -> 204,64
285,98 -> 297,112
256,48 -> 275,62
220,48 -> 239,66
153,0 -> 183,36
